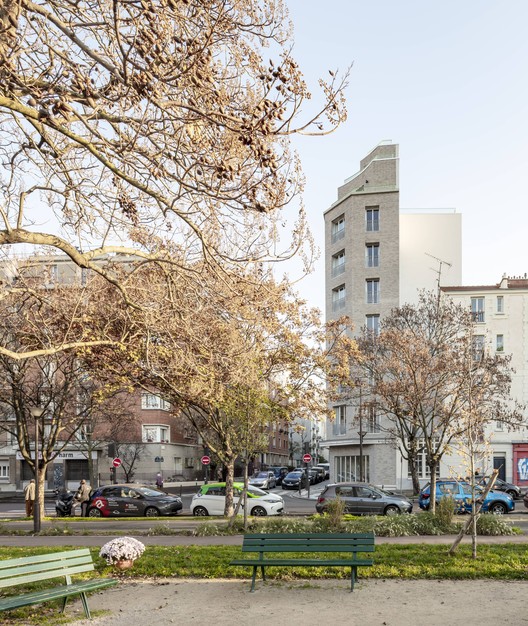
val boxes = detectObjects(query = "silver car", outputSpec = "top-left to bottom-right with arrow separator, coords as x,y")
249,471 -> 276,490
316,482 -> 413,516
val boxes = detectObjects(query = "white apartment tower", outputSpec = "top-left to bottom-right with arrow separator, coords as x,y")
324,141 -> 462,488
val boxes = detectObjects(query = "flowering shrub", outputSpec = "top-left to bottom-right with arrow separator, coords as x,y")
99,536 -> 145,565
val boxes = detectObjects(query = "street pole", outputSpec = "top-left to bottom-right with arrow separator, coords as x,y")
358,398 -> 364,482
30,407 -> 44,533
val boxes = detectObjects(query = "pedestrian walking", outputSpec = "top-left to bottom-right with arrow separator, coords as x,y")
24,479 -> 35,517
71,479 -> 91,516
156,472 -> 164,489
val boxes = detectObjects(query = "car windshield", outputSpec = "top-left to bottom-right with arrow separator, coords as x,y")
247,486 -> 268,497
136,487 -> 165,497
253,472 -> 268,479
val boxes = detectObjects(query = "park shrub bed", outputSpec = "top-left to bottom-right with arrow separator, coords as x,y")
194,512 -> 519,537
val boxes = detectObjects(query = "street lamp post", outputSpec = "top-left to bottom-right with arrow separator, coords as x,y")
30,407 -> 44,533
358,402 -> 366,482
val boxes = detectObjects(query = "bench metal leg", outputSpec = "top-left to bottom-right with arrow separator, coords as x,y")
350,566 -> 357,592
250,566 -> 257,592
61,596 -> 68,613
79,592 -> 91,619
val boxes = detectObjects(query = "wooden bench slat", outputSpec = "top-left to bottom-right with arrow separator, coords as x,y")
0,578 -> 117,611
0,549 -> 91,570
0,564 -> 95,589
231,559 -> 374,567
241,544 -> 375,553
0,556 -> 94,583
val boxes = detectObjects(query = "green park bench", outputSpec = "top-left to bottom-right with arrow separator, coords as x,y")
230,532 -> 375,592
0,548 -> 118,619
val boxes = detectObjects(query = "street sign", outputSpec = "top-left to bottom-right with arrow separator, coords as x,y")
201,455 -> 211,465
303,453 -> 312,463
112,457 -> 122,468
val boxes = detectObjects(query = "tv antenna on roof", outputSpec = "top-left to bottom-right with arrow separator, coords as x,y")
425,252 -> 452,306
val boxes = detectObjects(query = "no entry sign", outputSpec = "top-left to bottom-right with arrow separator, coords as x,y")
112,457 -> 122,468
201,455 -> 211,465
303,453 -> 312,463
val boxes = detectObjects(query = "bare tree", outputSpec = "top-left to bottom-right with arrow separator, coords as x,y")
0,0 -> 349,359
356,291 -> 522,509
99,263 -> 355,516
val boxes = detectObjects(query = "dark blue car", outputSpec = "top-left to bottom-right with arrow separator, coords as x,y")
418,480 -> 514,515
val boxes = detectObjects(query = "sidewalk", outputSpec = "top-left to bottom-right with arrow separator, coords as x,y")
70,577 -> 526,626
0,532 -> 526,547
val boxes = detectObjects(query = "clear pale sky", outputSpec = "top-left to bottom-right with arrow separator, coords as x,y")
285,0 -> 528,313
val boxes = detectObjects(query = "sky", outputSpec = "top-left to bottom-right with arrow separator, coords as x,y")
283,0 -> 528,312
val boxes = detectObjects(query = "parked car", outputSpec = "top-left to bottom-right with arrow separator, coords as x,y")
314,463 -> 330,480
249,471 -> 276,490
268,466 -> 289,486
311,467 -> 326,483
190,482 -> 284,517
307,468 -> 319,484
418,480 -> 515,515
478,477 -> 522,500
316,483 -> 412,516
87,484 -> 182,517
282,470 -> 309,490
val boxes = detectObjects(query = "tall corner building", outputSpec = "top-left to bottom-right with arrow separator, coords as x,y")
323,141 -> 462,488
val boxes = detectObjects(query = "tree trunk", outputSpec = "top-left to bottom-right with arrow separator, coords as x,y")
224,458 -> 236,517
429,464 -> 438,514
409,458 -> 421,494
37,464 -> 47,522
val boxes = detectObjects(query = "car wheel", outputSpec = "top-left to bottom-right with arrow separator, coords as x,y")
87,508 -> 102,517
489,502 -> 507,515
251,506 -> 267,516
384,505 -> 400,516
144,507 -> 159,517
506,490 -> 518,499
192,506 -> 209,517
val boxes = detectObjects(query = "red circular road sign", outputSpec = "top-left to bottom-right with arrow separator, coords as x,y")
303,453 -> 312,463
112,457 -> 122,468
201,455 -> 211,465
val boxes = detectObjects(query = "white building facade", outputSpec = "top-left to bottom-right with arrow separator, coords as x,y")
324,141 -> 462,488
442,277 -> 528,486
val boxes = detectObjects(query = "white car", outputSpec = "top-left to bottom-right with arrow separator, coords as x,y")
248,471 -> 276,490
191,482 -> 284,517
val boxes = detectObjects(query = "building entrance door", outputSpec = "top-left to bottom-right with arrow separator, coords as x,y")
493,456 -> 506,481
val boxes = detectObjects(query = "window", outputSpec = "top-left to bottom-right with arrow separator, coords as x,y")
66,459 -> 88,482
141,393 -> 171,411
365,207 -> 379,232
331,215 -> 345,243
335,455 -> 369,482
408,438 -> 440,479
0,463 -> 9,479
365,243 -> 379,267
496,334 -> 504,352
332,405 -> 346,436
495,420 -> 504,431
472,335 -> 485,361
366,279 -> 380,304
332,285 -> 346,312
471,297 -> 485,323
142,424 -> 170,443
364,403 -> 380,433
365,314 -> 380,336
331,250 -> 346,277
185,457 -> 195,468
496,296 -> 504,314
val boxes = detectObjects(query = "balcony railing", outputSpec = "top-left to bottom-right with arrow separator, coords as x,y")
331,229 -> 345,244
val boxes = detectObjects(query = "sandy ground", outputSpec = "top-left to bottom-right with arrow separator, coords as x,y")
68,577 -> 528,626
